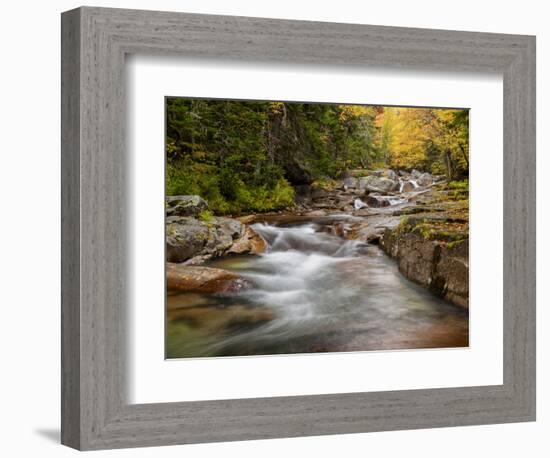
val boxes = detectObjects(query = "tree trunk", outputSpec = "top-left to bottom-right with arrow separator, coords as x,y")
459,144 -> 469,168
445,150 -> 455,179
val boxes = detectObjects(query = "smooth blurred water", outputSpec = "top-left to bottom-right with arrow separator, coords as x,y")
166,219 -> 468,358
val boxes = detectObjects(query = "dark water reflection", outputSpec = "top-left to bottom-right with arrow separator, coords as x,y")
166,219 -> 468,358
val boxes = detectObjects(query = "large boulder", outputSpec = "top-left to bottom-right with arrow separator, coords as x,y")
361,176 -> 399,193
166,195 -> 208,217
384,169 -> 398,181
433,240 -> 469,308
417,172 -> 433,187
386,231 -> 438,286
166,216 -> 267,263
343,177 -> 358,189
166,263 -> 251,294
166,217 -> 210,263
380,218 -> 469,308
358,177 -> 369,191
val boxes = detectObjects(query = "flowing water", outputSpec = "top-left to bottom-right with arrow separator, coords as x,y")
166,217 -> 469,358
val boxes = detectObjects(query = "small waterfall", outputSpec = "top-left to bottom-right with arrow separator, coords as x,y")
252,222 -> 365,257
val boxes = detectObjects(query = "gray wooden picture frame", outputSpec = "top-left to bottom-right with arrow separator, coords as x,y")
61,6 -> 536,451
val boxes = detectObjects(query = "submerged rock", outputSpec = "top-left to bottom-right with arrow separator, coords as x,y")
166,263 -> 252,294
168,302 -> 275,333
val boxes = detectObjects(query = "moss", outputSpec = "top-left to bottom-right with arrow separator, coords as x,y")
446,239 -> 468,249
197,209 -> 214,222
447,179 -> 469,191
411,223 -> 433,239
311,178 -> 339,191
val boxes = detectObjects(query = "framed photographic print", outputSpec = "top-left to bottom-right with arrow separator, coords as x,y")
61,6 -> 536,450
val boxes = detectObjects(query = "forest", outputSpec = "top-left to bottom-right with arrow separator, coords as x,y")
166,98 -> 469,214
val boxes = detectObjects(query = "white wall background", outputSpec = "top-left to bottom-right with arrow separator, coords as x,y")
0,1 -> 546,456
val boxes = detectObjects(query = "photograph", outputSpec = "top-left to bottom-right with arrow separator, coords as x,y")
165,98 -> 470,359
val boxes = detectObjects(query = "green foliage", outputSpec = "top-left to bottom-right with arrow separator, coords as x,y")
311,178 -> 339,191
166,98 -> 469,214
197,209 -> 214,222
375,107 -> 469,179
447,179 -> 469,190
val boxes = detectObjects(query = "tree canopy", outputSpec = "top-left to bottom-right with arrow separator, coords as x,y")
166,98 -> 469,214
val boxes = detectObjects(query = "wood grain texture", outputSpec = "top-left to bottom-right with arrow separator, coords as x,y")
61,6 -> 536,450
60,8 -> 81,449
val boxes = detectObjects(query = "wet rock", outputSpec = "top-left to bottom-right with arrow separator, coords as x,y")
236,214 -> 256,225
391,206 -> 446,216
388,231 -> 438,286
166,263 -> 252,294
433,240 -> 469,308
361,176 -> 399,193
411,169 -> 422,178
417,172 -> 433,187
354,198 -> 368,210
166,217 -> 210,263
353,208 -> 372,217
358,177 -> 370,191
305,209 -> 328,217
401,180 -> 417,192
380,218 -> 469,308
342,204 -> 355,213
227,226 -> 268,255
365,194 -> 391,208
384,169 -> 399,181
343,177 -> 358,189
166,216 -> 266,263
346,221 -> 384,243
330,222 -> 348,238
166,195 -> 208,217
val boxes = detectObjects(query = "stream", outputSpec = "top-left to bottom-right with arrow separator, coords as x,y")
166,216 -> 469,358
